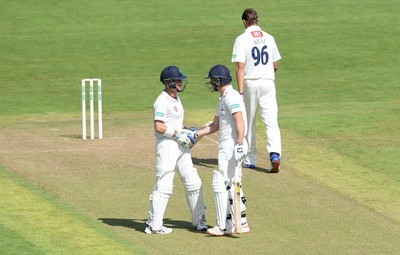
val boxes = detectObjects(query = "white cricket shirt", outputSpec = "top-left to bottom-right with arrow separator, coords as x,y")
153,90 -> 184,139
216,85 -> 247,142
232,25 -> 281,80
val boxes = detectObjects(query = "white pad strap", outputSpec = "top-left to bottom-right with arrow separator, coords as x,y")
212,170 -> 226,193
157,171 -> 175,195
184,168 -> 202,191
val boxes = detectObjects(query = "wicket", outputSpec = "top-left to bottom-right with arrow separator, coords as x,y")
81,78 -> 102,139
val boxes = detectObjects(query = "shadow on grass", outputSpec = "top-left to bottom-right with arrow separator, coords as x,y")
98,218 -> 238,238
193,157 -> 274,174
60,134 -> 84,139
98,218 -> 210,234
192,157 -> 218,168
245,166 -> 275,174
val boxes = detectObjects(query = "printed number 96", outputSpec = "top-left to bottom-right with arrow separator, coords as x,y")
252,46 -> 269,66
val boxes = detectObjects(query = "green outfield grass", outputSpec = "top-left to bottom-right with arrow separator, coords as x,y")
1,0 -> 399,254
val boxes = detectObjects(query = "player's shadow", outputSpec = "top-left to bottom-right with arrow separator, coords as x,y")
98,218 -> 203,234
193,157 -> 273,174
60,134 -> 83,139
99,218 -> 239,238
245,166 -> 272,174
192,157 -> 218,168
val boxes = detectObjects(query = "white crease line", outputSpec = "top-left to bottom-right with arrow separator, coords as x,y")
204,136 -> 219,144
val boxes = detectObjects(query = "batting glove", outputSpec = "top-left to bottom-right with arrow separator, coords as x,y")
176,131 -> 195,147
181,128 -> 199,138
234,143 -> 248,162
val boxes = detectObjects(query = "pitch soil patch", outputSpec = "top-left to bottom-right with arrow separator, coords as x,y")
1,113 -> 400,254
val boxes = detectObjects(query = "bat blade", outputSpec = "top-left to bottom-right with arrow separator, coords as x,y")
234,180 -> 242,233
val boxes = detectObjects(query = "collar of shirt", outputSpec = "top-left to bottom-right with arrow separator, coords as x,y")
162,90 -> 179,101
245,25 -> 261,32
219,85 -> 233,99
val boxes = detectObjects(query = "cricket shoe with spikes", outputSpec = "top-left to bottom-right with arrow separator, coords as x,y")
269,153 -> 280,173
225,223 -> 251,234
144,225 -> 173,234
196,220 -> 208,231
242,164 -> 256,169
207,226 -> 225,236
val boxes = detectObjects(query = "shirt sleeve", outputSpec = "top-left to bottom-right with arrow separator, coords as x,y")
232,38 -> 245,63
271,38 -> 282,62
226,92 -> 244,115
153,98 -> 167,122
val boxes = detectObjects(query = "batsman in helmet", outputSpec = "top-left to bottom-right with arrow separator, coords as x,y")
196,64 -> 250,236
144,66 -> 207,234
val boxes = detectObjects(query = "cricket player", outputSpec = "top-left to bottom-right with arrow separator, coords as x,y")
232,8 -> 282,173
145,66 -> 207,234
196,64 -> 250,236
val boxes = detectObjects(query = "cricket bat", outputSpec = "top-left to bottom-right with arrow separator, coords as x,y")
234,162 -> 243,234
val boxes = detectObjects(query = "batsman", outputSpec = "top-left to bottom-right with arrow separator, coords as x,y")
145,66 -> 207,234
195,64 -> 250,236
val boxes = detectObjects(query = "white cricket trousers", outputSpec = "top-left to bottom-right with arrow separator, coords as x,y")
243,79 -> 281,166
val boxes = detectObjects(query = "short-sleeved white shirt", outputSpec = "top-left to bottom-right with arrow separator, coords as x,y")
215,85 -> 247,142
232,25 -> 281,80
153,90 -> 184,139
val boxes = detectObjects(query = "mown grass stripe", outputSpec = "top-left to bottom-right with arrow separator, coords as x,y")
283,130 -> 400,224
0,166 -> 146,255
0,223 -> 45,255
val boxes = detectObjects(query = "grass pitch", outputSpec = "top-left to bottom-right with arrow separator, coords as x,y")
1,0 -> 399,254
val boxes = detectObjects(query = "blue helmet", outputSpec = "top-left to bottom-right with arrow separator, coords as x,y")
160,66 -> 187,84
160,66 -> 188,92
205,64 -> 232,92
206,64 -> 232,84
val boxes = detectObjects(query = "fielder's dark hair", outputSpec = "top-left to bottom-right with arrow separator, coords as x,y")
242,8 -> 258,25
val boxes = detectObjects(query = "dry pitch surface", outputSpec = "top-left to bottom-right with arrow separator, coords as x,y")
1,113 -> 400,254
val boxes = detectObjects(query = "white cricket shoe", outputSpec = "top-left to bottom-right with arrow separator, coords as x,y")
144,225 -> 173,235
196,220 -> 208,231
207,226 -> 225,236
225,223 -> 251,234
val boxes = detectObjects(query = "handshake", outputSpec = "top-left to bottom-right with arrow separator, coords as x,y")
175,127 -> 199,148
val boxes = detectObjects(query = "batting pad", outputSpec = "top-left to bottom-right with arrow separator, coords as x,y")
212,170 -> 228,230
183,168 -> 206,226
149,171 -> 175,231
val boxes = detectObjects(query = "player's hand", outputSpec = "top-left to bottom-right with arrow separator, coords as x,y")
234,143 -> 248,161
181,128 -> 199,139
176,131 -> 195,147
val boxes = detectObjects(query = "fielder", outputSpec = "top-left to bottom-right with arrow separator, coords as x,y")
196,64 -> 250,236
145,66 -> 207,234
232,8 -> 282,173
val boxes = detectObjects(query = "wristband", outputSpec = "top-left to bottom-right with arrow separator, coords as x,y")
239,92 -> 244,95
163,127 -> 174,137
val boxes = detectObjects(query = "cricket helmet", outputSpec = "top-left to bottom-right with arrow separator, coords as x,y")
160,66 -> 188,92
205,64 -> 232,92
160,66 -> 187,84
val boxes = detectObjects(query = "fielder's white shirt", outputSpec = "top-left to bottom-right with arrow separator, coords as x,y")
216,85 -> 247,142
153,90 -> 184,139
232,25 -> 281,80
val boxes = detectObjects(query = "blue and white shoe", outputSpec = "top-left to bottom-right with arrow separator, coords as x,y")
269,153 -> 280,173
242,164 -> 256,169
145,225 -> 173,234
196,220 -> 208,231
